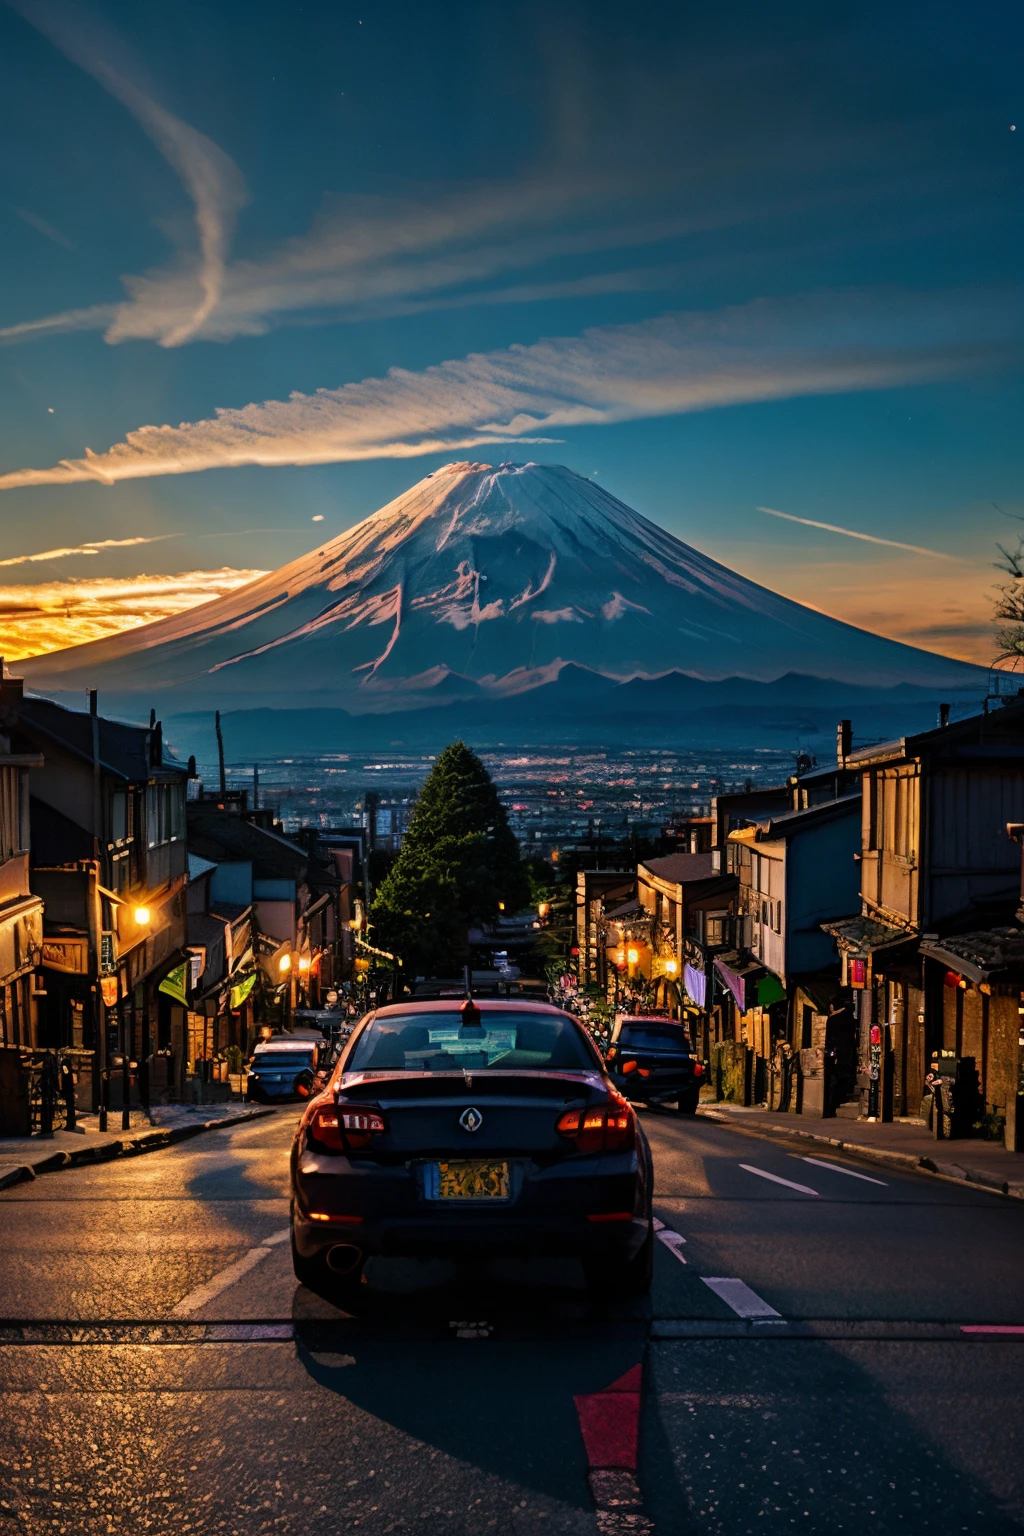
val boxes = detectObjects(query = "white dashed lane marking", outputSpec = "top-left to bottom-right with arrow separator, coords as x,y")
657,1230 -> 687,1264
169,1226 -> 290,1317
799,1155 -> 888,1186
700,1277 -> 783,1319
740,1163 -> 820,1196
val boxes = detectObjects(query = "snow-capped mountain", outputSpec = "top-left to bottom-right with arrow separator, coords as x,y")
19,461 -> 984,710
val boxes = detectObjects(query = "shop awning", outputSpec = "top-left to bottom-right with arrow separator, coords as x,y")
713,953 -> 765,1013
821,914 -> 914,955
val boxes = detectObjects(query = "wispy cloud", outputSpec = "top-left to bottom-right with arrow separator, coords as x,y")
0,533 -> 175,568
12,205 -> 75,249
756,506 -> 958,560
0,567 -> 265,659
8,0 -> 247,346
0,286 -> 1018,491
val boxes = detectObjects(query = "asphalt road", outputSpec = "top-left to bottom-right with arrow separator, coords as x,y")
0,1107 -> 1022,1534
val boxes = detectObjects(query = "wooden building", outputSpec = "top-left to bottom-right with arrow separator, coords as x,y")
825,697 -> 1024,1134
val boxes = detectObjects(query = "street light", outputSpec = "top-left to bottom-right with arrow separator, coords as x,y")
664,959 -> 678,977
278,953 -> 292,973
133,906 -> 150,926
627,947 -> 639,965
298,956 -> 311,974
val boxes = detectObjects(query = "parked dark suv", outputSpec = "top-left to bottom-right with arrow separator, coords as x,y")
605,1016 -> 704,1113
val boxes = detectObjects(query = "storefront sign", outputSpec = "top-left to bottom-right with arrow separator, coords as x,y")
158,962 -> 190,1007
41,937 -> 88,974
229,972 -> 256,1010
99,975 -> 119,1007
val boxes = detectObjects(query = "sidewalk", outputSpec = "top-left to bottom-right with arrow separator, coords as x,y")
698,1103 -> 1024,1199
0,1102 -> 277,1190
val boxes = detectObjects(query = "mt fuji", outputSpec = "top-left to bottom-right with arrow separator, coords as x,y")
20,461 -> 983,715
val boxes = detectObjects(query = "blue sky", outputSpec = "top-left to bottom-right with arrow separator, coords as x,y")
0,0 -> 1021,661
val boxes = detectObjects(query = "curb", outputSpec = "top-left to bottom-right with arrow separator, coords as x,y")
696,1107 -> 1023,1198
0,1108 -> 277,1188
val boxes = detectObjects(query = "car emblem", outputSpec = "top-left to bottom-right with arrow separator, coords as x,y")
459,1107 -> 483,1133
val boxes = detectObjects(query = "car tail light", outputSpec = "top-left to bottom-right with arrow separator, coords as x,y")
305,1104 -> 385,1152
621,1059 -> 637,1074
693,1061 -> 705,1078
637,1067 -> 651,1078
556,1100 -> 635,1153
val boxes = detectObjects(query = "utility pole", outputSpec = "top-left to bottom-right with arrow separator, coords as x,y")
215,711 -> 227,798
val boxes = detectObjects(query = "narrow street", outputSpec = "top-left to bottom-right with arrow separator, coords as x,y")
1,1111 -> 1022,1534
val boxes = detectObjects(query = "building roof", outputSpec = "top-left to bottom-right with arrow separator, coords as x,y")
847,694 -> 1024,769
640,851 -> 715,885
15,695 -> 185,783
186,803 -> 307,880
920,926 -> 1024,983
730,792 -> 861,844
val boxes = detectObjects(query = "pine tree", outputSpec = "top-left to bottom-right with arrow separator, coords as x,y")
370,741 -> 529,973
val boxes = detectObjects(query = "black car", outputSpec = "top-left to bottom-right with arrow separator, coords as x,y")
290,998 -> 653,1303
605,1016 -> 705,1113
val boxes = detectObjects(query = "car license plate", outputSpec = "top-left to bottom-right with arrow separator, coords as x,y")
427,1161 -> 509,1200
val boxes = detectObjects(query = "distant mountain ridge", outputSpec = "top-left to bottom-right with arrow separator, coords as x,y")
20,461 -> 986,719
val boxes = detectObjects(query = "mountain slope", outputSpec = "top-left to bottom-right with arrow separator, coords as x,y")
19,461 -> 985,709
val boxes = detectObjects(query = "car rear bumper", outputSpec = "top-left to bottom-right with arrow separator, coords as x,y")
293,1207 -> 649,1262
612,1076 -> 697,1104
293,1151 -> 649,1261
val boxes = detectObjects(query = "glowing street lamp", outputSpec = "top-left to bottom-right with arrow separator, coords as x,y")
133,906 -> 150,927
278,953 -> 292,974
298,956 -> 311,974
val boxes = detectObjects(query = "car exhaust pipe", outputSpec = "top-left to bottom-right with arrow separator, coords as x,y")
326,1244 -> 363,1275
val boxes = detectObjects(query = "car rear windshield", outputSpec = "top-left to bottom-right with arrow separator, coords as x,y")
252,1052 -> 315,1070
619,1025 -> 691,1052
347,1011 -> 595,1072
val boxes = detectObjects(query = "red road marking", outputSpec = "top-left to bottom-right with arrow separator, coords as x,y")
961,1325 -> 1024,1334
573,1364 -> 642,1470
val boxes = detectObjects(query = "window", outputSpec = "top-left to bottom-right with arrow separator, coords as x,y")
111,791 -> 128,845
0,765 -> 26,861
619,1024 -> 691,1054
147,784 -> 185,848
348,1011 -> 597,1073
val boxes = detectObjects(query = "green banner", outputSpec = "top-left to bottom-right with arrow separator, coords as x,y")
230,972 -> 256,1010
158,961 -> 189,1007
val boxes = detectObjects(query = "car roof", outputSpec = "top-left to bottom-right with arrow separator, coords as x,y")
254,1038 -> 317,1051
618,1015 -> 683,1025
370,998 -> 567,1018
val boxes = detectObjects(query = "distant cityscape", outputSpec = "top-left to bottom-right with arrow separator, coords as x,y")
189,744 -> 799,853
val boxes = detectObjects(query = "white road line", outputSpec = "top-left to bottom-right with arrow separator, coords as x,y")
740,1163 -> 820,1197
657,1230 -> 687,1264
701,1277 -> 782,1319
169,1226 -> 291,1317
799,1156 -> 887,1186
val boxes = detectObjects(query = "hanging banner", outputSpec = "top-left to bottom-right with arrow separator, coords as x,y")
682,963 -> 707,1009
230,972 -> 257,1010
99,975 -> 119,1007
158,962 -> 189,1006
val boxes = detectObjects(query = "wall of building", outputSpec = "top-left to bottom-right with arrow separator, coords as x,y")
787,811 -> 861,976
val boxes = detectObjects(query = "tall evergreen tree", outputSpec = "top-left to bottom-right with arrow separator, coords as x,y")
370,741 -> 529,973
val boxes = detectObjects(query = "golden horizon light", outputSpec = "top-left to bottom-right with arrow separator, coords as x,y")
0,567 -> 268,661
